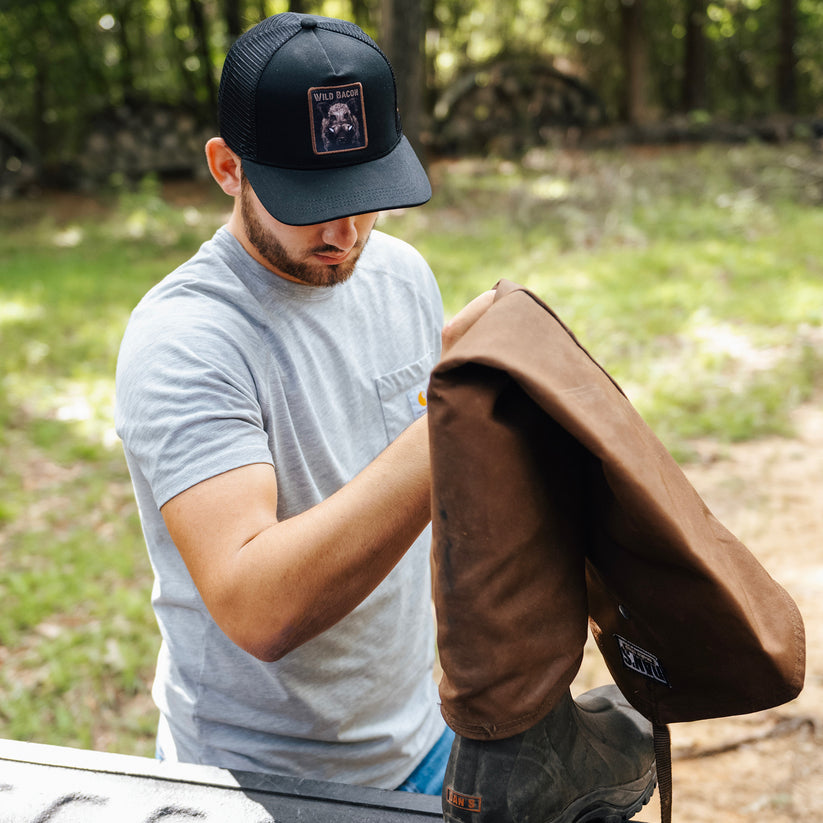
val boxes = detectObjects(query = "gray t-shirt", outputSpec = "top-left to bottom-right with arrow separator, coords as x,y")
115,226 -> 445,788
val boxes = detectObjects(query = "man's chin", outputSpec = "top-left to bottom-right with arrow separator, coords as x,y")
249,243 -> 358,287
292,260 -> 358,287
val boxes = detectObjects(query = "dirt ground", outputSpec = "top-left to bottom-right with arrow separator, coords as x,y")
574,397 -> 823,823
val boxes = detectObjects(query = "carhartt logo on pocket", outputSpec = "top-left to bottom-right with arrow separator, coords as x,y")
407,387 -> 428,419
616,635 -> 671,687
446,787 -> 482,812
308,82 -> 368,155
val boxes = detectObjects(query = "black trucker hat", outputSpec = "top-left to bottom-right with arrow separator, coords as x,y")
218,13 -> 431,226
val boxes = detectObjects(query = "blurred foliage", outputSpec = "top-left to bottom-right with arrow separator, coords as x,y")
0,174 -> 227,753
1,0 -> 822,172
573,0 -> 823,121
384,143 -> 823,459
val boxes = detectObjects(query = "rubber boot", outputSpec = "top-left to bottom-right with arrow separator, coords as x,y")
442,685 -> 656,823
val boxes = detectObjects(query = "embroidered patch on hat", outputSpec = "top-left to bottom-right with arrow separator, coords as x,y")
308,82 -> 368,155
616,635 -> 671,687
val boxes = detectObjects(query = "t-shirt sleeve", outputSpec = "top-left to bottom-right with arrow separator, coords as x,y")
116,311 -> 274,509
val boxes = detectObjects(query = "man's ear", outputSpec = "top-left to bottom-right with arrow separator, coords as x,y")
206,137 -> 243,197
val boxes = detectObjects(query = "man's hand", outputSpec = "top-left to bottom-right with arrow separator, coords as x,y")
441,290 -> 495,356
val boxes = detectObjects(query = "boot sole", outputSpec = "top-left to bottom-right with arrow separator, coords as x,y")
559,764 -> 657,823
442,764 -> 656,823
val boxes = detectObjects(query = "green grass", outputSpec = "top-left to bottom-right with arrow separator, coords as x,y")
1,145 -> 823,756
385,144 -> 823,455
0,177 -> 225,754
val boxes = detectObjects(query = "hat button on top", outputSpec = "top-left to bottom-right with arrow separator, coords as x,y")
300,17 -> 318,29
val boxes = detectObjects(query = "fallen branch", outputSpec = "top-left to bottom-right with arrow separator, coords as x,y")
673,715 -> 817,760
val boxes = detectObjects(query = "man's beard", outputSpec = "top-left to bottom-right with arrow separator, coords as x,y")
240,176 -> 367,287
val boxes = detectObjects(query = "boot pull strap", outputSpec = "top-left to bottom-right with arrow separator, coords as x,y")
653,723 -> 672,823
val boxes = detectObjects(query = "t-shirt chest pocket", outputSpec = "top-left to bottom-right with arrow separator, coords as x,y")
374,352 -> 434,444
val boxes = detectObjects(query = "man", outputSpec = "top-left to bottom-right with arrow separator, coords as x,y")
118,12 -> 656,817
116,12 -> 491,793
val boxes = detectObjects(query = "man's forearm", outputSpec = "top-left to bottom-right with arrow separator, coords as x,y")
203,415 -> 431,661
164,291 -> 495,662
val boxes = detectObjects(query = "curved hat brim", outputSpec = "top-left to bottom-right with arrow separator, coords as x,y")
241,135 -> 431,226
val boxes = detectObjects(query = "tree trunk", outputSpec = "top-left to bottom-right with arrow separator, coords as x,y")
350,0 -> 374,31
31,3 -> 52,156
379,0 -> 426,164
116,0 -> 136,102
168,0 -> 202,111
682,0 -> 707,112
188,0 -> 219,119
225,0 -> 243,39
777,0 -> 797,113
620,0 -> 648,125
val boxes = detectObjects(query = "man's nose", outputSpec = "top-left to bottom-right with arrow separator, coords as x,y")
320,217 -> 358,251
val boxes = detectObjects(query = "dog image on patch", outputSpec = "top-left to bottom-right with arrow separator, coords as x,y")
309,83 -> 368,155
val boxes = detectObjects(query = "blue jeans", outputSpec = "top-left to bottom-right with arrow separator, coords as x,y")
395,726 -> 455,795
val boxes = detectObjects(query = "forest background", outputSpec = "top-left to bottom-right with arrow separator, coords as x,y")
2,2 -> 823,822
1,0 -> 821,191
